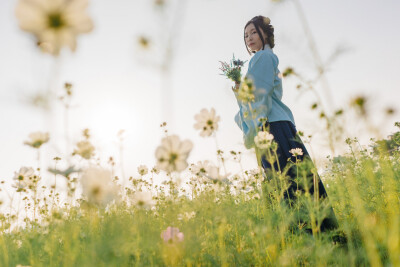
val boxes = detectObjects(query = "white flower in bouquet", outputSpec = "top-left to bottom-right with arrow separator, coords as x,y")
15,0 -> 94,56
193,108 -> 220,137
81,167 -> 118,206
24,131 -> 49,149
254,131 -> 274,149
155,135 -> 193,173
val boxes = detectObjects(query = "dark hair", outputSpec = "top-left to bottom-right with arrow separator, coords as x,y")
244,16 -> 275,55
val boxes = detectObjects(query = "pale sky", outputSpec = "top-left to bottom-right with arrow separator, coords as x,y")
0,0 -> 399,188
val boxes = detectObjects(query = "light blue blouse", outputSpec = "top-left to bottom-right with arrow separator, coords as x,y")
234,43 -> 296,149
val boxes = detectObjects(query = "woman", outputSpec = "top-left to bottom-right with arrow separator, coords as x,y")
233,15 -> 339,233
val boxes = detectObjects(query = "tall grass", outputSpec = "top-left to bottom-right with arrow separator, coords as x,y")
0,119 -> 399,266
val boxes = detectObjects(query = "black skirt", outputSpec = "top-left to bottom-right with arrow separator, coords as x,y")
260,120 -> 339,232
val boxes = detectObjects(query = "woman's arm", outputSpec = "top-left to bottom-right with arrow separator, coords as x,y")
233,51 -> 277,148
246,51 -> 275,118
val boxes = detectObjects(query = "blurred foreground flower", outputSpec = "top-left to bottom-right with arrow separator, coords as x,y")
155,135 -> 193,173
15,0 -> 94,55
254,131 -> 274,149
236,77 -> 255,103
161,227 -> 184,243
73,140 -> 95,159
24,131 -> 49,148
131,191 -> 155,208
81,167 -> 118,206
194,108 -> 220,137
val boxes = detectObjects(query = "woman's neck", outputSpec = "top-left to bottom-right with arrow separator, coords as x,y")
263,43 -> 271,50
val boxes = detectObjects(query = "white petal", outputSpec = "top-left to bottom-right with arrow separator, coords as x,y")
155,146 -> 168,161
15,0 -> 47,33
166,135 -> 181,152
175,160 -> 188,172
193,122 -> 204,130
65,0 -> 89,13
178,139 -> 193,155
58,29 -> 77,51
210,108 -> 215,116
65,13 -> 93,33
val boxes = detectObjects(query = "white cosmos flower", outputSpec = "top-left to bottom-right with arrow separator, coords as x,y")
254,131 -> 274,149
205,164 -> 230,183
155,135 -> 193,173
15,0 -> 94,56
12,166 -> 37,191
73,140 -> 95,159
151,166 -> 160,174
189,160 -> 210,176
80,167 -> 118,206
194,108 -> 220,137
131,191 -> 155,209
137,165 -> 148,176
289,148 -> 304,157
24,131 -> 49,148
236,179 -> 254,193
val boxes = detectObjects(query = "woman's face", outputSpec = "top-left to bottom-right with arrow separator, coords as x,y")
245,23 -> 267,52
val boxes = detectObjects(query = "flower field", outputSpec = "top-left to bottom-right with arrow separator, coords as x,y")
1,125 -> 400,266
2,0 -> 400,266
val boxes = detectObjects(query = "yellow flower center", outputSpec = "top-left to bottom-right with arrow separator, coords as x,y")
48,13 -> 65,29
169,153 -> 178,164
92,186 -> 100,196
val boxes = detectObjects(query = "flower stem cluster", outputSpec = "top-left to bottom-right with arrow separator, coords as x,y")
219,54 -> 247,84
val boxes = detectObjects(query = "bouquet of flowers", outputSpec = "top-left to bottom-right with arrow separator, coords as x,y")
219,54 -> 247,84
